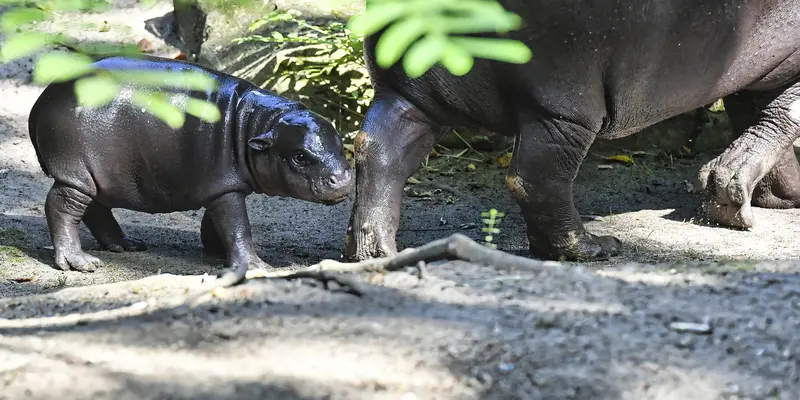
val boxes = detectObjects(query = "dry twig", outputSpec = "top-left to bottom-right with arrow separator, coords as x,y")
0,234 -> 563,329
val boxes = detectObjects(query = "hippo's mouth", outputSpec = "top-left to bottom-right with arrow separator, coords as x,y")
319,192 -> 350,205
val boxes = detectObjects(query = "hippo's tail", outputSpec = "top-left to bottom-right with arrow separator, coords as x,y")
27,96 -> 52,178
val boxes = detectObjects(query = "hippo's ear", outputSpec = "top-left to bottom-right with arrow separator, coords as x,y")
248,131 -> 274,151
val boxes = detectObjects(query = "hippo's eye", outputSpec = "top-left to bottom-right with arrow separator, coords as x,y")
291,151 -> 309,166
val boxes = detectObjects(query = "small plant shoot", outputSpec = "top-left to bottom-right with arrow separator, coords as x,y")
481,208 -> 505,249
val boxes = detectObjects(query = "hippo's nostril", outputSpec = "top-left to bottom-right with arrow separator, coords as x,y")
328,170 -> 353,188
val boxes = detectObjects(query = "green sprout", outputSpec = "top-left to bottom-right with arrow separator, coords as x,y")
480,208 -> 504,249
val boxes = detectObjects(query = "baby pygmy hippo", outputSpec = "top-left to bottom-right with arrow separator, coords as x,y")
28,55 -> 353,277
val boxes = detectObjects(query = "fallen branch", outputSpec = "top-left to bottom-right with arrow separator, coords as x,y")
185,233 -> 563,306
0,234 -> 565,329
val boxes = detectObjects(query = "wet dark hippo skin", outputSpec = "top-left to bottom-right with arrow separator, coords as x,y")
346,0 -> 800,262
28,55 -> 353,277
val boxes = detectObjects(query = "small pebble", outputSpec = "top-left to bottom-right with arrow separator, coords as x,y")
669,321 -> 713,335
498,362 -> 515,372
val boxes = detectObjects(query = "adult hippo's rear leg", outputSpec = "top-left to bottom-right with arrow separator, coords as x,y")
507,116 -> 621,261
343,91 -> 448,261
698,84 -> 800,229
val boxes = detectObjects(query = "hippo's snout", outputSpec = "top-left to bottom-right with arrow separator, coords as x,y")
315,167 -> 354,205
327,169 -> 353,191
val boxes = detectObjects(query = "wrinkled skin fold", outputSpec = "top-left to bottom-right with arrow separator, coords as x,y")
29,55 -> 353,272
345,0 -> 800,262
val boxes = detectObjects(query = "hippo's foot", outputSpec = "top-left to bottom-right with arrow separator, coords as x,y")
54,250 -> 104,272
698,140 -> 792,230
702,87 -> 800,229
101,236 -> 148,253
750,146 -> 800,209
343,207 -> 398,261
530,231 -> 621,262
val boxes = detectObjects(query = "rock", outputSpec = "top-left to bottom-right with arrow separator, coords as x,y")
669,321 -> 713,335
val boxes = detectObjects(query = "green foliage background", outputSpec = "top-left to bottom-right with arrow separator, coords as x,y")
0,0 -> 533,128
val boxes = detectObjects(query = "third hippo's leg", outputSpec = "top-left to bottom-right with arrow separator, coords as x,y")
45,183 -> 105,272
508,117 -> 621,261
698,83 -> 800,229
200,209 -> 225,257
723,91 -> 800,210
82,203 -> 147,253
344,90 -> 447,261
204,191 -> 270,270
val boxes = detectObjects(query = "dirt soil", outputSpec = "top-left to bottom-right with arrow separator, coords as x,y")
1,1 -> 799,399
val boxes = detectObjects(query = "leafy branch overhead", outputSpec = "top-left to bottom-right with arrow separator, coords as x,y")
347,0 -> 533,78
0,0 -> 532,128
0,0 -> 222,128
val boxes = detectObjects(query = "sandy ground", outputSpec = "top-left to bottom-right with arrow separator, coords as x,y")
1,1 -> 799,399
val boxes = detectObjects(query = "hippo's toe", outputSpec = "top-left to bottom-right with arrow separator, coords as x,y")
101,236 -> 147,253
121,236 -> 148,252
55,251 -> 104,272
529,231 -> 622,262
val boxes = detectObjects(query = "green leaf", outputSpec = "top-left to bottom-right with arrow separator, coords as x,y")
402,34 -> 446,78
0,32 -> 53,62
346,2 -> 408,37
32,51 -> 95,83
131,92 -> 186,129
0,8 -> 47,33
374,15 -> 427,68
271,31 -> 284,40
185,97 -> 222,123
709,98 -> 725,112
439,40 -> 473,76
111,70 -> 219,92
451,37 -> 532,64
249,19 -> 267,32
440,13 -> 522,34
74,74 -> 121,107
70,41 -> 139,56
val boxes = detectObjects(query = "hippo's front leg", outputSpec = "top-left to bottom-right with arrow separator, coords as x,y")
698,84 -> 800,229
509,117 -> 621,261
344,91 -> 447,261
204,192 -> 270,270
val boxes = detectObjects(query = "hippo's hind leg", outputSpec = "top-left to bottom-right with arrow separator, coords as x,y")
508,116 -> 621,261
343,90 -> 448,261
723,91 -> 800,210
200,209 -> 225,257
44,183 -> 104,272
82,203 -> 147,253
698,84 -> 800,229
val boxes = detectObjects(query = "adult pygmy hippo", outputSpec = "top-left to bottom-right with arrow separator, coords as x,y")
29,55 -> 353,275
346,0 -> 800,262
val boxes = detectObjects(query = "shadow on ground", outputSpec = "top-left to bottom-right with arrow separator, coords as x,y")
1,257 -> 798,399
